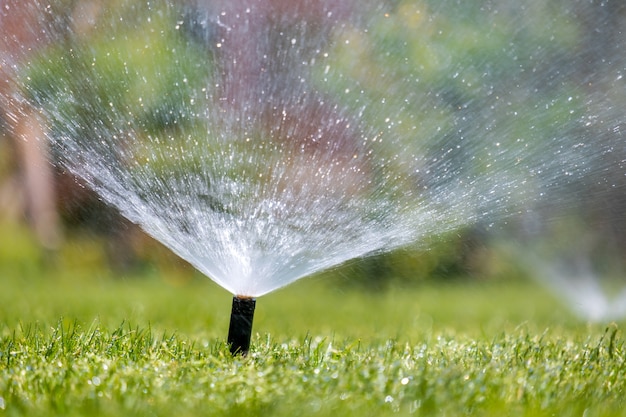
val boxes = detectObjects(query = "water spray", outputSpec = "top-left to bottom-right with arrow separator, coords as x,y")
227,296 -> 256,355
4,0 -> 626,341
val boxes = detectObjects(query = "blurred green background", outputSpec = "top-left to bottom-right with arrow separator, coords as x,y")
1,0 -> 626,323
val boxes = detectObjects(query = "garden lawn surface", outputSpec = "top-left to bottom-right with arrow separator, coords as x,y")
1,268 -> 625,416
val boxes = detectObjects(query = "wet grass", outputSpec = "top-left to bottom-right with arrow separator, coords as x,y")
1,268 -> 625,416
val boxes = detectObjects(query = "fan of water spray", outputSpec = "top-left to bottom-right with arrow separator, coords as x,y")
2,0 -> 625,352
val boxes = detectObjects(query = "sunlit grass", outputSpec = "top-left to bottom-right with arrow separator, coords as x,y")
2,318 -> 624,417
1,262 -> 625,416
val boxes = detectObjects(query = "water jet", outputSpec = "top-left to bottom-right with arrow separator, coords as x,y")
1,0 -> 626,346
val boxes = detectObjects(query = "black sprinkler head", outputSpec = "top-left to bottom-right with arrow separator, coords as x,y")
227,296 -> 256,355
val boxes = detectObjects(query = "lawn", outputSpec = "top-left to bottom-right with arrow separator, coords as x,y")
1,258 -> 625,417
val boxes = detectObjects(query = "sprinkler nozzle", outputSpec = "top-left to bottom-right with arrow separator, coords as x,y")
227,296 -> 256,355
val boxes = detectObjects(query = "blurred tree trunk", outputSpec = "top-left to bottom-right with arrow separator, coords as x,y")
0,0 -> 62,250
11,109 -> 61,249
1,0 -> 169,269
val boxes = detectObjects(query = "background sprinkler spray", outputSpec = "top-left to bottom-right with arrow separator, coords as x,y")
227,296 -> 256,355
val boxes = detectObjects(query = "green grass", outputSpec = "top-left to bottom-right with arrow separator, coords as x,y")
1,265 -> 625,416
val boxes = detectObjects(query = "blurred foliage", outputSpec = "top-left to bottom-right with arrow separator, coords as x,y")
24,1 -> 209,150
1,0 -> 625,289
327,0 -> 589,185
